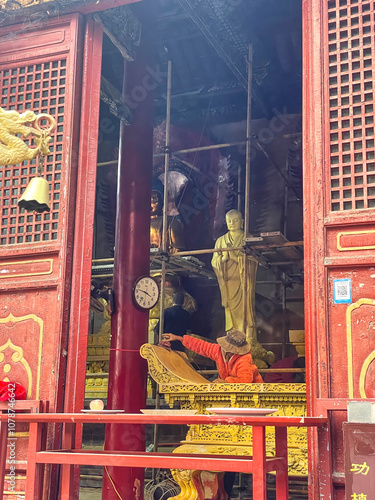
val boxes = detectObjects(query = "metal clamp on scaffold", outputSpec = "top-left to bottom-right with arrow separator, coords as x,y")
241,242 -> 270,269
150,248 -> 170,262
244,236 -> 264,245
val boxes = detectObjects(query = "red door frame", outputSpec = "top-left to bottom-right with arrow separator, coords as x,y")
62,17 -> 103,498
303,0 -> 328,495
64,16 -> 103,416
0,13 -> 84,499
304,0 -> 375,497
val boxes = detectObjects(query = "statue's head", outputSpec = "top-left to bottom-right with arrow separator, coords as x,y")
151,178 -> 164,216
225,209 -> 243,232
151,190 -> 163,216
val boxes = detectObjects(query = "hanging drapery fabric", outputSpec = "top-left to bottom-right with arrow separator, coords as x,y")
0,381 -> 26,401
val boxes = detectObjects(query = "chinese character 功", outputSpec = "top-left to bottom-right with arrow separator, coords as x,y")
351,494 -> 367,500
350,462 -> 370,476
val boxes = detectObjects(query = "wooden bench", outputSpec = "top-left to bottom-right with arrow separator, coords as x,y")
0,413 -> 331,500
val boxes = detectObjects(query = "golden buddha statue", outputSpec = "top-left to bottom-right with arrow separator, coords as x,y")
150,189 -> 185,253
212,210 -> 268,364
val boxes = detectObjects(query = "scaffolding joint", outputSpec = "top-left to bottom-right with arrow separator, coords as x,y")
242,243 -> 270,269
150,249 -> 170,262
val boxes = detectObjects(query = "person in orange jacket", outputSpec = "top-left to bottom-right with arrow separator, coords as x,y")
162,329 -> 263,384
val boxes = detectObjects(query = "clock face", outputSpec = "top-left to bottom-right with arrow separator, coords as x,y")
133,277 -> 159,310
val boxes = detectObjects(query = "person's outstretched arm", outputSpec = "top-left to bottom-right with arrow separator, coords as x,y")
162,334 -> 219,361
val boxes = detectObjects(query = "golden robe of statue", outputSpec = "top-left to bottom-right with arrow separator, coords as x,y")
211,210 -> 258,340
150,190 -> 185,253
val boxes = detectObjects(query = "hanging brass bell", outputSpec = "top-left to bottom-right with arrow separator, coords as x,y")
18,177 -> 50,213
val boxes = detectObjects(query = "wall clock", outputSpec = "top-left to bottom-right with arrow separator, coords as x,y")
133,276 -> 159,310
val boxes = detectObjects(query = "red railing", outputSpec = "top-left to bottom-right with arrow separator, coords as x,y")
0,412 -> 331,500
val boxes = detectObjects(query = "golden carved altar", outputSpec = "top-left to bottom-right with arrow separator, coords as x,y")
85,332 -> 110,399
141,343 -> 307,486
85,307 -> 111,399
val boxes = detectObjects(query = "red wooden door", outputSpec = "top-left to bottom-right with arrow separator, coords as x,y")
304,0 -> 375,498
0,14 -> 102,497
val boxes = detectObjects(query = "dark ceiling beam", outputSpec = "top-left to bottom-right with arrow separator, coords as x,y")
168,103 -> 249,127
94,6 -> 141,61
174,0 -> 269,117
154,81 -> 243,102
101,76 -> 132,124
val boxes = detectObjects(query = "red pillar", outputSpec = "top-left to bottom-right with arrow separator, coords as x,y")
103,23 -> 153,500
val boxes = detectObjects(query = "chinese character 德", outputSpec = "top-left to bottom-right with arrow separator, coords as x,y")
351,494 -> 367,500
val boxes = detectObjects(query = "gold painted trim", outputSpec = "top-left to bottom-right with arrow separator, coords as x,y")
346,299 -> 375,398
359,350 -> 375,398
0,259 -> 53,279
0,340 -> 32,398
337,230 -> 375,251
0,313 -> 43,399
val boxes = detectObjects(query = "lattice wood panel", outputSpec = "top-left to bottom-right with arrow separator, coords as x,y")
328,0 -> 375,211
0,59 -> 66,245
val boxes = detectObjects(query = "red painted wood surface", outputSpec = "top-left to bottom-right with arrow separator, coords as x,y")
303,0 -> 375,498
0,0 -> 142,30
0,413 -> 330,425
103,16 -> 154,500
0,13 -> 84,498
344,422 -> 375,498
63,16 -> 103,500
65,16 -> 103,414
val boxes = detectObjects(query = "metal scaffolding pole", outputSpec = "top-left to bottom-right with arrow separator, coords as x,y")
153,141 -> 246,157
244,44 -> 253,240
282,147 -> 291,358
153,60 -> 172,457
243,44 -> 253,336
158,59 -> 172,345
98,138 -> 301,167
237,163 -> 242,212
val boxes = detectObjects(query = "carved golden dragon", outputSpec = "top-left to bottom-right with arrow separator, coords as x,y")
0,107 -> 56,166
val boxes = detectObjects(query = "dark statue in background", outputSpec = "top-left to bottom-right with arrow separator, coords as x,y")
150,184 -> 186,253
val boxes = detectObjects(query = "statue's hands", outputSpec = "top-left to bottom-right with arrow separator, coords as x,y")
162,333 -> 183,343
221,252 -> 230,262
212,378 -> 226,384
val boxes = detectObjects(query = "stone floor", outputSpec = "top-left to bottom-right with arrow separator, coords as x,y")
79,488 -> 102,500
78,484 -> 308,499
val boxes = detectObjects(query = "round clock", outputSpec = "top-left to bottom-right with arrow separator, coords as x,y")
133,276 -> 160,310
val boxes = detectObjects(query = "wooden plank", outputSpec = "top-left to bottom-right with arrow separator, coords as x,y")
260,232 -> 288,245
34,450 -> 285,473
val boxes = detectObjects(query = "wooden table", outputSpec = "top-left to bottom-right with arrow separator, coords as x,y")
0,413 -> 331,500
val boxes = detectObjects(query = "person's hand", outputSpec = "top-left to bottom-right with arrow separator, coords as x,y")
162,333 -> 182,343
159,340 -> 171,348
212,378 -> 226,383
